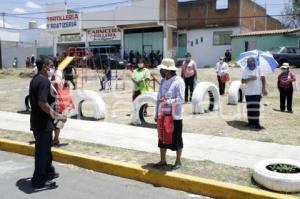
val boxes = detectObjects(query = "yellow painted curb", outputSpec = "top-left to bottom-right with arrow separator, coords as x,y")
0,138 -> 298,199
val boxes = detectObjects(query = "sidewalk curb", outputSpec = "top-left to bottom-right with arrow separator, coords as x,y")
0,138 -> 298,199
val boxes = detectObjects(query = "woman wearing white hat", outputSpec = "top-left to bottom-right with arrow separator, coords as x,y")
277,63 -> 296,113
154,58 -> 185,170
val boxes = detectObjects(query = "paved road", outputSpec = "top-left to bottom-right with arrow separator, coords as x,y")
0,150 -> 212,199
1,111 -> 300,168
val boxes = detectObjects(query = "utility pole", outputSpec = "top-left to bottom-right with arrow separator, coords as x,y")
264,0 -> 267,30
163,0 -> 168,58
1,12 -> 5,28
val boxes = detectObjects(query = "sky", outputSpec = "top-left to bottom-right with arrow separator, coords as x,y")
0,0 -> 292,29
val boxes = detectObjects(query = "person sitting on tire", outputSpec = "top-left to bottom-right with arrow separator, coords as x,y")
131,58 -> 151,116
277,63 -> 296,113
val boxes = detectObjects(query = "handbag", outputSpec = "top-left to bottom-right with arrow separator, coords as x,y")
157,103 -> 175,145
221,73 -> 230,83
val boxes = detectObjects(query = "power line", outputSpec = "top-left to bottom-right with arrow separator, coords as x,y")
4,0 -> 131,16
4,13 -> 298,21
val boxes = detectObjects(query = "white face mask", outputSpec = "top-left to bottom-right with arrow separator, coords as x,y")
47,68 -> 55,77
138,63 -> 144,68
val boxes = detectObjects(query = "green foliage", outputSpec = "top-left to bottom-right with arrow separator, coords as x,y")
267,164 -> 300,174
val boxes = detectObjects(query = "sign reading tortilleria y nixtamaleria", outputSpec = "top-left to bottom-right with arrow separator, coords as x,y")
88,27 -> 121,42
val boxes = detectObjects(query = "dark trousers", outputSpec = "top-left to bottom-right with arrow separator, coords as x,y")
184,76 -> 194,102
245,95 -> 261,126
279,87 -> 293,111
32,129 -> 55,185
217,76 -> 225,95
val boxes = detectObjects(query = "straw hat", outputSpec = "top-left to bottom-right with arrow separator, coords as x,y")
157,58 -> 178,71
280,63 -> 289,69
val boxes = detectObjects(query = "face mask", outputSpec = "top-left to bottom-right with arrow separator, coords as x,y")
138,63 -> 144,68
281,68 -> 288,73
47,68 -> 55,77
247,63 -> 255,69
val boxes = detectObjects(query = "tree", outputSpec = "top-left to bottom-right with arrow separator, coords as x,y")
281,0 -> 300,28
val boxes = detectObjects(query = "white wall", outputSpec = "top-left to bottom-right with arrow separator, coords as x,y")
187,27 -> 240,67
82,0 -> 160,29
0,28 -> 19,42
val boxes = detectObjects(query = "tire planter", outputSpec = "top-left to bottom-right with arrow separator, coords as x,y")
70,90 -> 106,120
131,92 -> 158,125
191,82 -> 220,114
228,80 -> 245,105
253,159 -> 300,193
18,86 -> 30,112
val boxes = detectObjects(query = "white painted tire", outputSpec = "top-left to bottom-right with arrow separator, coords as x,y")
253,159 -> 300,193
69,90 -> 106,120
191,82 -> 220,114
131,92 -> 158,125
18,86 -> 30,112
228,80 -> 245,105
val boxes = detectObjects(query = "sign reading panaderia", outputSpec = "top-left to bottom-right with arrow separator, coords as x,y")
47,13 -> 80,30
88,27 -> 121,42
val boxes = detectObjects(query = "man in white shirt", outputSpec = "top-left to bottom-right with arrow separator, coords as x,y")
241,57 -> 267,129
215,57 -> 229,95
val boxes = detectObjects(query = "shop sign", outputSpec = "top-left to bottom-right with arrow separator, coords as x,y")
57,33 -> 84,43
88,27 -> 121,42
47,13 -> 80,30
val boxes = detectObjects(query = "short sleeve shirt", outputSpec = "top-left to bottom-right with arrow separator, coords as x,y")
242,66 -> 263,96
29,74 -> 55,131
132,68 -> 151,91
182,60 -> 197,78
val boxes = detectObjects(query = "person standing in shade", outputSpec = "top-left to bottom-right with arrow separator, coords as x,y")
181,52 -> 197,102
241,57 -> 267,129
277,63 -> 296,113
154,58 -> 185,170
215,57 -> 229,95
224,49 -> 231,63
29,57 -> 66,188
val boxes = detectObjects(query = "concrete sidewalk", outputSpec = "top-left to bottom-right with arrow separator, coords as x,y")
1,111 -> 300,168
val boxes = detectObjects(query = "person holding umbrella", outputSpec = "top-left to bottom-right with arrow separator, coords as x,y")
241,57 -> 268,129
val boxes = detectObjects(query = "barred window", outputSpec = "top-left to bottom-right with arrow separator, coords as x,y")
213,31 -> 232,45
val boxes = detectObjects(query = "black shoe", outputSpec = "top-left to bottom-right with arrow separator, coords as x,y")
47,172 -> 59,181
287,110 -> 293,113
253,125 -> 264,130
152,162 -> 167,168
32,180 -> 57,189
172,162 -> 182,170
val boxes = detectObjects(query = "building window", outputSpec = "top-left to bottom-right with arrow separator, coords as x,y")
195,39 -> 199,45
213,31 -> 232,45
200,37 -> 203,42
191,41 -> 193,47
216,0 -> 228,10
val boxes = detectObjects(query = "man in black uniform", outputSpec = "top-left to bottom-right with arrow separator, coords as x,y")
29,57 -> 66,188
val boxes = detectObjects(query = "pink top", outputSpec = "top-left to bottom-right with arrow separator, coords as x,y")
181,60 -> 197,78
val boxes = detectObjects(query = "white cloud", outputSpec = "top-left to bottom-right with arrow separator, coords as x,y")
38,23 -> 47,29
26,1 -> 42,9
0,21 -> 14,28
13,8 -> 27,14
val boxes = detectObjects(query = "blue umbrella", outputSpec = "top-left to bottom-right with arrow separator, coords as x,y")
237,49 -> 279,75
